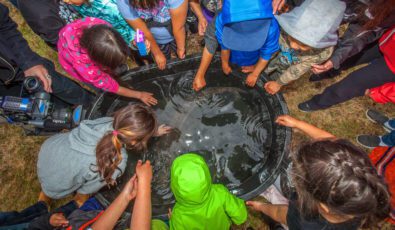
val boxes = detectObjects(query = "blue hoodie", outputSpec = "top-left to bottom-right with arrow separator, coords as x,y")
216,0 -> 280,66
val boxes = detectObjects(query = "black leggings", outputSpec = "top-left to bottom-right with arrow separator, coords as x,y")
307,57 -> 395,109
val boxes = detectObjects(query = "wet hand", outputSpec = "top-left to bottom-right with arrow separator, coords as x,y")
121,174 -> 138,201
138,92 -> 158,106
154,52 -> 167,70
135,160 -> 152,186
24,64 -> 52,93
49,213 -> 69,227
275,115 -> 300,128
222,63 -> 232,75
311,60 -> 333,74
155,124 -> 172,136
246,201 -> 265,212
193,74 -> 206,91
264,81 -> 282,94
245,73 -> 259,87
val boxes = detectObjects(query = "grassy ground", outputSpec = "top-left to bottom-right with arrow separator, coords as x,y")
0,1 -> 394,229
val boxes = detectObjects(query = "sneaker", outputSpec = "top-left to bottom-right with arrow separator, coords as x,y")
298,101 -> 319,112
365,109 -> 393,132
356,134 -> 388,149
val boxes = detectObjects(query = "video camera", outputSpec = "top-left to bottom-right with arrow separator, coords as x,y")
0,76 -> 85,134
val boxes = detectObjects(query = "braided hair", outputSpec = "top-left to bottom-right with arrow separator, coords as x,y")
96,104 -> 157,185
292,139 -> 390,228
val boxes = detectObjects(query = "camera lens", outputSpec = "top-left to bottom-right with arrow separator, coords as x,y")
23,77 -> 42,92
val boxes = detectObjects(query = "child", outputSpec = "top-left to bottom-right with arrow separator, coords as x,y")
37,104 -> 170,206
192,0 -> 280,91
263,0 -> 345,95
247,115 -> 391,229
116,0 -> 188,69
169,153 -> 247,229
58,17 -> 157,106
62,0 -> 136,47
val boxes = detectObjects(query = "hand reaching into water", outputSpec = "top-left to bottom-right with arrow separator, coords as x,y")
138,91 -> 158,106
155,124 -> 172,136
275,115 -> 300,128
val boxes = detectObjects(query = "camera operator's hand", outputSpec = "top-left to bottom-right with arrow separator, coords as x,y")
24,65 -> 53,93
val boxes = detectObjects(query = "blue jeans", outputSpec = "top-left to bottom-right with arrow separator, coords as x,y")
0,201 -> 47,227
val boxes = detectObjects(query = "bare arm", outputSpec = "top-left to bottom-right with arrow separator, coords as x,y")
91,176 -> 137,230
125,18 -> 167,69
170,0 -> 188,59
130,161 -> 153,230
247,201 -> 288,225
276,115 -> 336,140
246,57 -> 269,87
117,86 -> 158,106
189,0 -> 208,35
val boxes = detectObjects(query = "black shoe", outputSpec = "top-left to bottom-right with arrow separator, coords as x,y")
365,109 -> 393,132
298,101 -> 319,112
356,135 -> 385,149
309,69 -> 340,82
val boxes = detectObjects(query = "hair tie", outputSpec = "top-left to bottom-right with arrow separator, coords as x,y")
112,130 -> 119,136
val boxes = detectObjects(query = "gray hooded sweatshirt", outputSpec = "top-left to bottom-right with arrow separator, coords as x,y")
38,117 -> 128,199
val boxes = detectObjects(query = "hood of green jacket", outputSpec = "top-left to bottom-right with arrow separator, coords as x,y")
170,153 -> 212,206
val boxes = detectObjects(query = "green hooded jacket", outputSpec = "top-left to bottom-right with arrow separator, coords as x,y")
169,153 -> 247,230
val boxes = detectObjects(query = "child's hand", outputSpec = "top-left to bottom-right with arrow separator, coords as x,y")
154,52 -> 167,70
311,60 -> 334,74
246,201 -> 265,212
275,115 -> 300,128
121,174 -> 138,201
198,17 -> 208,36
222,63 -> 232,75
155,124 -> 172,136
193,74 -> 206,91
138,92 -> 158,106
49,213 -> 69,227
177,47 -> 186,59
264,81 -> 282,94
246,73 -> 259,87
365,89 -> 370,96
135,160 -> 153,186
272,0 -> 286,14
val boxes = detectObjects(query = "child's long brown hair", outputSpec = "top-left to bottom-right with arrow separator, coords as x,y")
292,140 -> 390,228
80,24 -> 129,77
362,0 -> 395,30
96,104 -> 157,185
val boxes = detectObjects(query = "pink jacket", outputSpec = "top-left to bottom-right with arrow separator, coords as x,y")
58,17 -> 119,93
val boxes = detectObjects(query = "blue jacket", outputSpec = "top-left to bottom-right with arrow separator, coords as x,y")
215,0 -> 279,66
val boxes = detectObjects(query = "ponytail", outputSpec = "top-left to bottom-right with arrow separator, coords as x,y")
96,104 -> 157,185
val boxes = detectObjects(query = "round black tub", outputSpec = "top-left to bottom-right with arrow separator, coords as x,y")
87,55 -> 291,218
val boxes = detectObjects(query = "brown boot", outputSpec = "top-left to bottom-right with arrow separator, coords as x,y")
38,191 -> 52,207
74,193 -> 90,207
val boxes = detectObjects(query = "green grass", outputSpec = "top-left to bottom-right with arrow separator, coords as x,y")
0,1 -> 394,229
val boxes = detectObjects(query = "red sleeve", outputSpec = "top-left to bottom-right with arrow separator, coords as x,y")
369,82 -> 395,104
